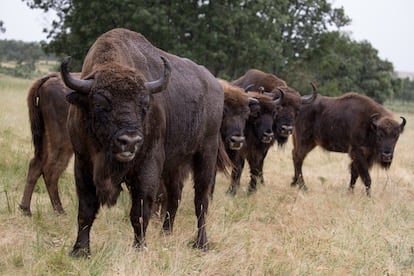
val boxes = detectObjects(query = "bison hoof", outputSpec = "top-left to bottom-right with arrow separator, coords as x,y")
193,241 -> 209,252
70,247 -> 91,258
299,184 -> 308,191
19,204 -> 32,217
247,186 -> 257,194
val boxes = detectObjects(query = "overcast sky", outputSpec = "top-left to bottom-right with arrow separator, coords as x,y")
1,0 -> 413,72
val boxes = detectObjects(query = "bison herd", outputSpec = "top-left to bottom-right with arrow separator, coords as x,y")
19,28 -> 406,257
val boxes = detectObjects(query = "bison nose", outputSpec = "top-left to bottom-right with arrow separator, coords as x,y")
229,135 -> 245,150
230,135 -> 245,143
264,129 -> 274,137
381,151 -> 393,162
116,133 -> 142,151
282,125 -> 293,134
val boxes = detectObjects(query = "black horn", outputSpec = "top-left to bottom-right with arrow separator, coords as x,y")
273,88 -> 285,105
301,82 -> 318,104
400,116 -> 406,128
145,56 -> 171,94
60,56 -> 93,93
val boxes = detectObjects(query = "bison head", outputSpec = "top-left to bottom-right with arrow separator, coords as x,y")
246,92 -> 281,145
271,84 -> 317,146
222,97 -> 259,150
371,113 -> 406,168
61,56 -> 171,163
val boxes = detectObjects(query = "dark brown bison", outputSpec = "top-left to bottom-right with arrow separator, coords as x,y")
227,70 -> 317,195
291,92 -> 406,196
226,91 -> 280,195
61,28 -> 229,257
20,73 -> 75,216
231,68 -> 315,146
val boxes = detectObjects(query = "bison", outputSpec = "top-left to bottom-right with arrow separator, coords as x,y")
291,92 -> 406,196
227,70 -> 317,195
20,73 -> 75,216
61,28 -> 230,257
226,91 -> 280,195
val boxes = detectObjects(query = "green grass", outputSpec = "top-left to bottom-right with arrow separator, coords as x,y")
0,74 -> 413,275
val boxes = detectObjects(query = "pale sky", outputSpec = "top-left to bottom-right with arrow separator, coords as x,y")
1,0 -> 413,72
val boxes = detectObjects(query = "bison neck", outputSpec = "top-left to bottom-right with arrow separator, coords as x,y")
92,152 -> 129,207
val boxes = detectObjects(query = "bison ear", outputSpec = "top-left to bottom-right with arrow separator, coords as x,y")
66,91 -> 89,108
249,102 -> 261,118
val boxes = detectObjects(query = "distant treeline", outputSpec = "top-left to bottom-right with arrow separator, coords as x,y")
0,39 -> 56,78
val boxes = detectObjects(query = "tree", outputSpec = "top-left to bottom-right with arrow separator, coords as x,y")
285,31 -> 395,103
23,0 -> 348,77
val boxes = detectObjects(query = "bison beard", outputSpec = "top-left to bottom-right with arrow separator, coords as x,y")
291,92 -> 406,196
62,28 -> 227,257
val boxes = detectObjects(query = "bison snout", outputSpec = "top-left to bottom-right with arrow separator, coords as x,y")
280,125 -> 293,137
261,130 -> 274,144
381,151 -> 393,163
229,135 -> 245,150
114,132 -> 142,162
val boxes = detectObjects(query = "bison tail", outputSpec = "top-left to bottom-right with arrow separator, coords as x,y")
216,136 -> 234,176
27,73 -> 59,156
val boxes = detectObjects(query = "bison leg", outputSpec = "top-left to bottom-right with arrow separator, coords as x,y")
291,139 -> 315,190
162,173 -> 183,234
349,150 -> 372,196
349,161 -> 359,192
20,155 -> 43,216
247,148 -> 269,194
70,158 -> 99,258
130,186 -> 154,250
227,154 -> 244,196
192,138 -> 218,251
42,148 -> 72,214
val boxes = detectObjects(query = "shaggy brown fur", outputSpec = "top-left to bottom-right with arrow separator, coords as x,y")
62,28 -> 229,257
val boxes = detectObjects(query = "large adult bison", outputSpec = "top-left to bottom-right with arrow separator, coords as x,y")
291,92 -> 406,196
61,28 -> 229,257
20,73 -> 75,216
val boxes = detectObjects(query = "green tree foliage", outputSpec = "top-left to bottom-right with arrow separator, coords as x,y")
23,0 -> 402,102
286,31 -> 395,103
23,0 -> 348,76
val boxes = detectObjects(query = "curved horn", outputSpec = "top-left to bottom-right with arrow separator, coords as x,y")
248,97 -> 259,104
301,82 -> 318,104
60,56 -> 93,93
244,84 -> 255,92
273,88 -> 285,105
145,56 -> 171,94
400,116 -> 406,128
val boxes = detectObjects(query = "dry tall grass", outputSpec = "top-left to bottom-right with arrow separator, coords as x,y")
0,74 -> 413,275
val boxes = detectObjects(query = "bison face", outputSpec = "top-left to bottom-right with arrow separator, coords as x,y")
67,74 -> 150,162
62,56 -> 171,163
248,97 -> 278,144
221,103 -> 250,151
273,95 -> 301,145
372,115 -> 406,168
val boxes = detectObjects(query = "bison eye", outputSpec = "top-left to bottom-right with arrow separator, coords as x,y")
93,94 -> 111,112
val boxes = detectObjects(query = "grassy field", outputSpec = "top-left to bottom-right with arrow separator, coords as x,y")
0,74 -> 413,275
